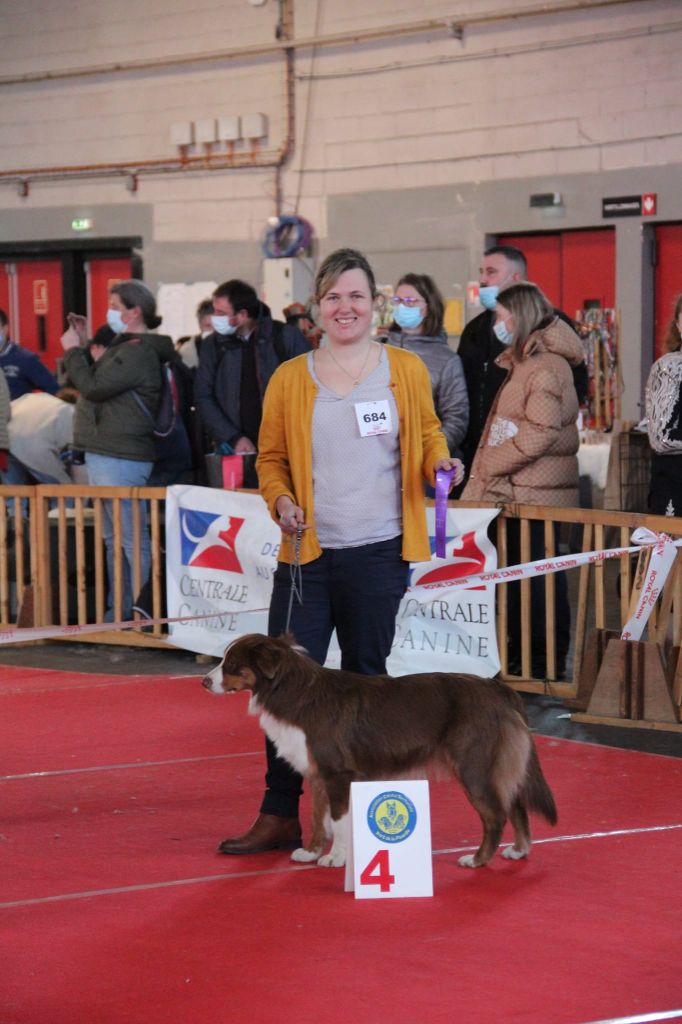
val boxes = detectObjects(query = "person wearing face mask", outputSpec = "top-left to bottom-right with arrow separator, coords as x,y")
194,279 -> 309,475
60,280 -> 181,621
384,273 -> 468,460
457,245 -> 587,477
462,281 -> 583,680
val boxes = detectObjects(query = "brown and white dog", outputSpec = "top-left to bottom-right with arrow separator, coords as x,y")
203,633 -> 557,869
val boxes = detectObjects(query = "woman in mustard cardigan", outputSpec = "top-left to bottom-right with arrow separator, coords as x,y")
218,247 -> 463,856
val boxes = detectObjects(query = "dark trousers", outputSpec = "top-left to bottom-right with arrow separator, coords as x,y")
504,520 -> 570,679
260,536 -> 409,818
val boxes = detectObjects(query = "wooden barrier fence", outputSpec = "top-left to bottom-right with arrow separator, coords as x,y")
1,485 -> 681,728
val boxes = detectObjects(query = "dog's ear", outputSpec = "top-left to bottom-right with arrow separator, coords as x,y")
246,635 -> 290,683
226,633 -> 296,686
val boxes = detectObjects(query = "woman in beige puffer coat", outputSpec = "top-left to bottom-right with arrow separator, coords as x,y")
461,281 -> 585,681
462,282 -> 584,507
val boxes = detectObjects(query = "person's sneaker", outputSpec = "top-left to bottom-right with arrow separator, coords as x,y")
131,604 -> 155,633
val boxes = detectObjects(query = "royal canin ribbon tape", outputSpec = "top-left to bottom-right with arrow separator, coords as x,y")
0,529 -> 677,647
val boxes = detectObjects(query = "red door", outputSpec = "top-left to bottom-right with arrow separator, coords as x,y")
85,257 -> 132,336
654,225 -> 682,361
6,260 -> 64,372
498,229 -> 615,319
0,265 -> 12,324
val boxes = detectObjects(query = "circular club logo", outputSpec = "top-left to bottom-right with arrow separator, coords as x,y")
367,791 -> 417,844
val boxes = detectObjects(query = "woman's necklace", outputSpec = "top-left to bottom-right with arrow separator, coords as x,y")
326,342 -> 374,387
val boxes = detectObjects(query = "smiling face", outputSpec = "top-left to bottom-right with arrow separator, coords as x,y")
318,267 -> 374,346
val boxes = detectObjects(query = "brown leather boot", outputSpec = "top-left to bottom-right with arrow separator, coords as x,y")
217,814 -> 302,855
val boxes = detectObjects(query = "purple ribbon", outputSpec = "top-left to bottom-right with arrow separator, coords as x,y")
435,468 -> 455,558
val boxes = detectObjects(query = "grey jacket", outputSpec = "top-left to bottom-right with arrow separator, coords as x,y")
386,330 -> 469,455
64,332 -> 176,462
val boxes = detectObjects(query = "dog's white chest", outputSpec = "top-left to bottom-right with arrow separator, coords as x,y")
256,708 -> 310,776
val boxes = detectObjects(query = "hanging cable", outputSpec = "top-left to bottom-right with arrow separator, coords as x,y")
262,214 -> 314,258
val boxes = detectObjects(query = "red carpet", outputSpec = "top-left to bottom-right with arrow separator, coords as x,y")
1,663 -> 681,1024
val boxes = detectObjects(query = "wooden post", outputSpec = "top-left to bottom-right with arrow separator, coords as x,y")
573,636 -> 680,728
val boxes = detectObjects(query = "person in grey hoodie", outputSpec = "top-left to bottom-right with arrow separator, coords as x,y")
384,273 -> 468,459
60,280 -> 174,621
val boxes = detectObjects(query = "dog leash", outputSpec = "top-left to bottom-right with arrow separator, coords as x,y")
284,524 -> 304,633
434,467 -> 456,558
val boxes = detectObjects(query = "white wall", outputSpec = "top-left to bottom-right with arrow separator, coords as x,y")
2,1 -> 680,239
1,0 -> 682,414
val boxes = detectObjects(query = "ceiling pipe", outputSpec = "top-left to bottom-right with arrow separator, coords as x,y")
0,0 -> 645,87
0,0 -> 297,195
0,0 -> 645,190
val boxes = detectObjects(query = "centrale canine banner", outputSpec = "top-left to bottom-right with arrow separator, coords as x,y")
165,486 -> 499,676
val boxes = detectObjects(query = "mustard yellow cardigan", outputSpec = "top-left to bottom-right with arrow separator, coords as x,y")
256,345 -> 449,565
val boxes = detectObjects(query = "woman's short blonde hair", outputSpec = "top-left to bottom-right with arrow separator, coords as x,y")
313,248 -> 377,302
496,281 -> 554,359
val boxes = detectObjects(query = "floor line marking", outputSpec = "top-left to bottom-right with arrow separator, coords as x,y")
434,822 -> 682,855
0,674 -> 204,695
0,751 -> 262,781
2,822 -> 679,911
0,864 -> 318,909
578,1010 -> 682,1024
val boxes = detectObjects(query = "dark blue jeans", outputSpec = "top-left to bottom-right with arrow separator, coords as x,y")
260,535 -> 409,817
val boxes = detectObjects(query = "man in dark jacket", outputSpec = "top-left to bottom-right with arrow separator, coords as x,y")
195,279 -> 309,470
457,245 -> 587,474
0,308 -> 59,400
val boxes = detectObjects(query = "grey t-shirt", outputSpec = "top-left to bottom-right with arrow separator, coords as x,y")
309,347 -> 402,548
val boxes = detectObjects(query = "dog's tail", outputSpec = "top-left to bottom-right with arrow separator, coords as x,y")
520,742 -> 558,825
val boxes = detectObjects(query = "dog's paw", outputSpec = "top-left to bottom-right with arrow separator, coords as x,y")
290,846 -> 323,863
502,845 -> 529,861
458,853 -> 484,868
317,851 -> 346,868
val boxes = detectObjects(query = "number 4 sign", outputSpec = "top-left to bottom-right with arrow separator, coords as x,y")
344,780 -> 433,899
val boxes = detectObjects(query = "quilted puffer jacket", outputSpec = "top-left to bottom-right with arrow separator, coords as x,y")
461,317 -> 583,508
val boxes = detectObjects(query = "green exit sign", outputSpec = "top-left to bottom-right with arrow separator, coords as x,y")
71,218 -> 93,231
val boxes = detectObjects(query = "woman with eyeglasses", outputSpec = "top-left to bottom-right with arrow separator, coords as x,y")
384,273 -> 469,460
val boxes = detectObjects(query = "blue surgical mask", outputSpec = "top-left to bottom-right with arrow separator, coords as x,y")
394,304 -> 425,331
493,319 -> 513,346
478,285 -> 499,311
211,315 -> 237,336
106,308 -> 127,334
